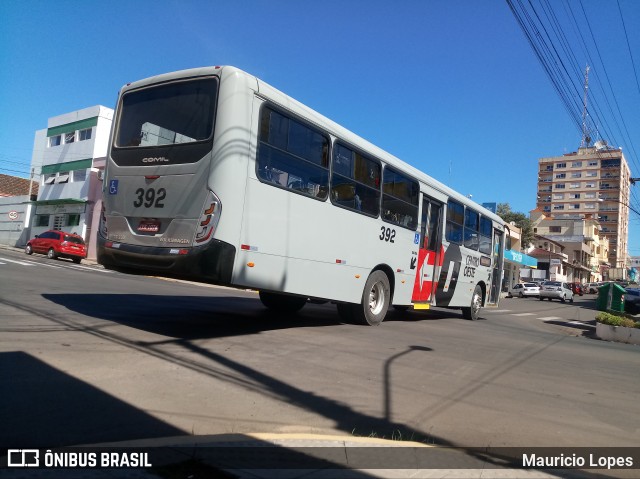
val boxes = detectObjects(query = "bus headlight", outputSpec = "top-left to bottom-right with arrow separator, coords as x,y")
194,191 -> 221,245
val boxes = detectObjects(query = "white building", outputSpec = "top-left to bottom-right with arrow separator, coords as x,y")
31,106 -> 113,258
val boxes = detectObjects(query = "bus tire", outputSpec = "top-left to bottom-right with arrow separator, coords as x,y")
462,284 -> 482,320
259,291 -> 307,313
353,270 -> 391,326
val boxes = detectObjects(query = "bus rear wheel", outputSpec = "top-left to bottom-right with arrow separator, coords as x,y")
259,291 -> 307,313
462,284 -> 482,320
340,270 -> 390,326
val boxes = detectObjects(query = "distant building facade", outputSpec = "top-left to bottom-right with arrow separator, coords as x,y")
536,143 -> 631,268
530,209 -> 607,282
31,106 -> 113,258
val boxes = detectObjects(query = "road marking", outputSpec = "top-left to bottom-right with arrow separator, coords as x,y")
0,256 -> 36,266
538,316 -> 563,321
513,313 -> 535,316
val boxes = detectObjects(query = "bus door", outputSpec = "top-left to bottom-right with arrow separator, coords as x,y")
487,228 -> 504,305
412,196 -> 443,308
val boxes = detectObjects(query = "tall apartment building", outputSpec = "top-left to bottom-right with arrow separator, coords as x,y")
536,142 -> 631,268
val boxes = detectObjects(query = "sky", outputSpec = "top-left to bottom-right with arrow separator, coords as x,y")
1,0 -> 639,253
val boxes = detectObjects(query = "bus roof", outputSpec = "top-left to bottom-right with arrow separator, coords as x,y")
120,65 -> 505,227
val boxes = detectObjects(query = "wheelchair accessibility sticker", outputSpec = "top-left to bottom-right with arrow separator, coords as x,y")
109,180 -> 119,195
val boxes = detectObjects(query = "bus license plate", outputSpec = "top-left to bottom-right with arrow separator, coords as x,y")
138,220 -> 160,233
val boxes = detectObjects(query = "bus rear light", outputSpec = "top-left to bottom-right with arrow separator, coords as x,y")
241,244 -> 258,251
105,241 -> 113,248
336,259 -> 347,264
194,191 -> 221,245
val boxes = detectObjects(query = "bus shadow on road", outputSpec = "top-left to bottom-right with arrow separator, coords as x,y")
42,293 -> 343,339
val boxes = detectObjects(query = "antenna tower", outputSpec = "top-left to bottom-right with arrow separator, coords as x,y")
581,65 -> 591,148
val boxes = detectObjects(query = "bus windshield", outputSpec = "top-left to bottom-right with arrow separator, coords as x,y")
115,77 -> 217,148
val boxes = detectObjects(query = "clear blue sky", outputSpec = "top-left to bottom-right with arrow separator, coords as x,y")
1,0 -> 639,253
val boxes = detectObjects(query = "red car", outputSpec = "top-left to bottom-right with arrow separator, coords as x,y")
570,282 -> 584,296
25,230 -> 87,263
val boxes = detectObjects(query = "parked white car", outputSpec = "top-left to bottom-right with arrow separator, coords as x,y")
508,282 -> 540,298
539,281 -> 574,303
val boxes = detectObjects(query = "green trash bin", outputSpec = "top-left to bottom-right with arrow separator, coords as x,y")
596,283 -> 625,312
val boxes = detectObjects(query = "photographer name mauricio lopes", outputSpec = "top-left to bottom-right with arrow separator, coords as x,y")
522,453 -> 634,469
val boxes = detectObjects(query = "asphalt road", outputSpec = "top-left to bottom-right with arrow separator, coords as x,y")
1,246 -> 639,453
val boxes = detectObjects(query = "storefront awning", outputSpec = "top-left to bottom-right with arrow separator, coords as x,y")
504,249 -> 538,268
33,199 -> 87,206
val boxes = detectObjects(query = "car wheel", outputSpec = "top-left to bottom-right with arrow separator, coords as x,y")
355,271 -> 391,326
25,244 -> 33,255
47,248 -> 57,260
72,257 -> 81,264
570,295 -> 574,303
539,296 -> 544,301
561,295 -> 566,303
519,292 -> 524,298
462,284 -> 483,321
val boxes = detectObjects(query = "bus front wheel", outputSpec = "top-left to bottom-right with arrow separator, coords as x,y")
462,284 -> 483,320
259,291 -> 307,313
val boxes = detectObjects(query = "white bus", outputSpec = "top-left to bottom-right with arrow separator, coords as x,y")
97,66 -> 505,325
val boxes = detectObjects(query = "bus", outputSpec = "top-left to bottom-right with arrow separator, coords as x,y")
97,66 -> 505,325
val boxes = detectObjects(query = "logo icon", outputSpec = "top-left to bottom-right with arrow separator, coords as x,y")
109,180 -> 119,195
8,449 -> 39,467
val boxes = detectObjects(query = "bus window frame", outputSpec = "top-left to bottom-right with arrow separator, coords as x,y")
381,165 -> 419,231
330,140 -> 382,218
256,103 -> 331,202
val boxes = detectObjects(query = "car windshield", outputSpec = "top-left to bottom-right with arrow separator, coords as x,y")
524,283 -> 537,287
545,281 -> 561,286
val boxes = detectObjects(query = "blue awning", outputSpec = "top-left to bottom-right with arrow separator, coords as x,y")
505,249 -> 538,268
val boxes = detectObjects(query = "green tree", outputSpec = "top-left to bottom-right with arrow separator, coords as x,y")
497,203 -> 534,250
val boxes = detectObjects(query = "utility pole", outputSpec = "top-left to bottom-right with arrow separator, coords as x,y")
581,65 -> 591,148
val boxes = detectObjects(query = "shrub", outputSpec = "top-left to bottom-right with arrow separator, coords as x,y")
596,312 -> 639,328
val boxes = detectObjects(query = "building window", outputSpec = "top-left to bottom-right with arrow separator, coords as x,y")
67,214 -> 80,226
56,173 -> 70,184
553,193 -> 564,200
569,183 -> 580,189
72,169 -> 87,182
553,204 -> 565,210
571,204 -> 580,209
64,132 -> 76,144
571,172 -> 582,178
586,171 -> 597,177
585,203 -> 596,209
572,193 -> 581,199
43,174 -> 56,185
586,182 -> 595,188
49,135 -> 61,147
550,226 -> 561,233
555,173 -> 566,179
555,183 -> 565,189
555,162 -> 566,168
35,215 -> 49,227
588,161 -> 598,167
79,128 -> 92,141
585,192 -> 596,199
571,161 -> 582,167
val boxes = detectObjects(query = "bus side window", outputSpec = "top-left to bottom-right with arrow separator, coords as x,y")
330,143 -> 380,216
446,200 -> 464,243
382,167 -> 419,230
257,106 -> 329,200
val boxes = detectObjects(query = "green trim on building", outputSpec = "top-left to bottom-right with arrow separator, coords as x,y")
41,158 -> 93,174
47,117 -> 99,137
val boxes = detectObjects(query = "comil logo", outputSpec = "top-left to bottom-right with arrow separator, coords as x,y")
8,449 -> 39,467
141,157 -> 170,163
